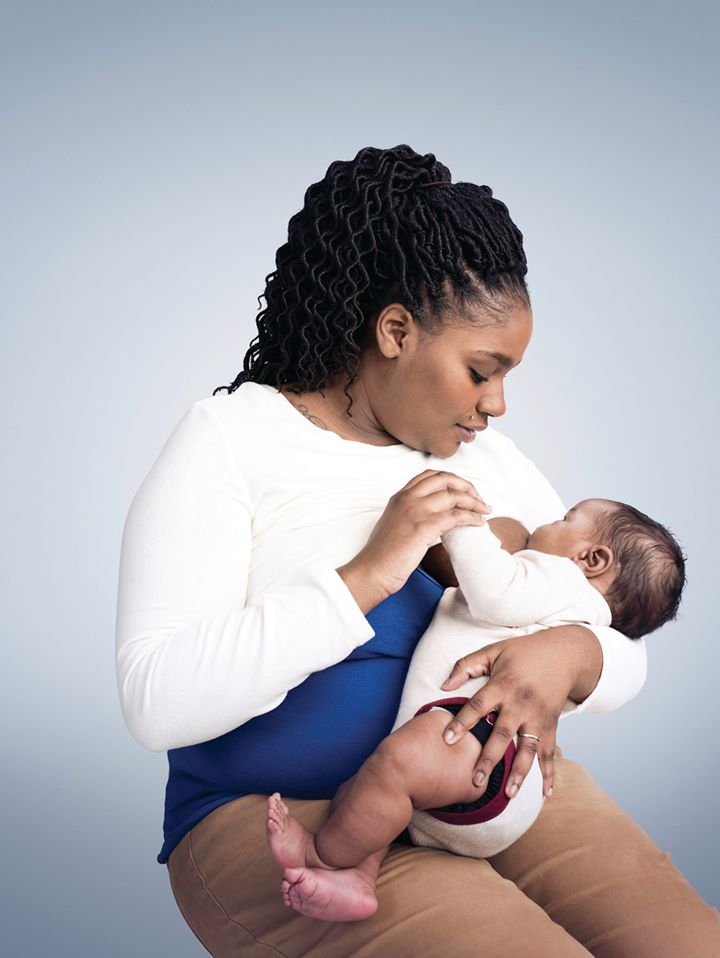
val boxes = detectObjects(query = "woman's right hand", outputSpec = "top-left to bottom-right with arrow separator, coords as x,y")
337,470 -> 490,613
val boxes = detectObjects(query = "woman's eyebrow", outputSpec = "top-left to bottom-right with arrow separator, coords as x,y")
473,350 -> 521,369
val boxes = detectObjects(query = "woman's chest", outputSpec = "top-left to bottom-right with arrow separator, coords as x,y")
244,442 -> 526,581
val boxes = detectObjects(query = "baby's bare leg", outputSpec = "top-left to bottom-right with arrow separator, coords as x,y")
327,777 -> 388,887
314,710 -> 484,868
269,712 -> 484,921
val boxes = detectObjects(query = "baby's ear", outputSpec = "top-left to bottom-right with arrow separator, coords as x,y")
577,544 -> 614,578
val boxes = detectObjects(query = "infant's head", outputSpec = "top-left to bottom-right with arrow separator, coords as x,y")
527,499 -> 686,639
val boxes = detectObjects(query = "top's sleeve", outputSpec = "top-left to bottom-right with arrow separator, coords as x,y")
462,429 -> 648,714
441,523 -> 602,627
114,399 -> 375,752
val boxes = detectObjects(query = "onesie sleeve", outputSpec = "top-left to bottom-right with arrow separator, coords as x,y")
441,523 -> 598,627
115,399 -> 375,752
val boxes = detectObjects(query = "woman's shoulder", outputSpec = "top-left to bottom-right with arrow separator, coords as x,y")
193,380 -> 276,415
151,384 -> 281,485
184,382 -> 282,442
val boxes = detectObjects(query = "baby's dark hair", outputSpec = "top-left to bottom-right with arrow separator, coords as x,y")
595,502 -> 687,639
213,144 -> 530,414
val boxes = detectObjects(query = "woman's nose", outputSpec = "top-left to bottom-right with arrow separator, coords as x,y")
478,380 -> 506,418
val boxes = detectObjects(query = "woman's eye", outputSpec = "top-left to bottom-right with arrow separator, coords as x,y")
470,369 -> 488,384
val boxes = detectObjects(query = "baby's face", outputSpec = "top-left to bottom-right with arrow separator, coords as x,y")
526,499 -> 617,559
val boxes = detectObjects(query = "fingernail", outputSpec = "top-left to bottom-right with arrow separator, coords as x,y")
546,786 -> 553,798
473,771 -> 485,786
444,729 -> 456,743
509,783 -> 518,797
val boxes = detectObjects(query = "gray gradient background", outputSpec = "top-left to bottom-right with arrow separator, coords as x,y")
3,1 -> 718,954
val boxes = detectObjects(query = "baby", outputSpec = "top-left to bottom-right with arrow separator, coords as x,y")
266,497 -> 686,922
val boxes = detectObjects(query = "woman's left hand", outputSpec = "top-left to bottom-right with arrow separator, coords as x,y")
438,625 -> 602,800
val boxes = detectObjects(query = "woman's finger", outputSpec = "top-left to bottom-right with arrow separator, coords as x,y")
469,711 -> 521,790
536,737 -> 557,798
440,643 -> 506,692
441,688 -> 497,744
401,468 -> 448,490
502,736 -> 540,800
419,488 -> 491,517
402,471 -> 489,507
482,719 -> 557,800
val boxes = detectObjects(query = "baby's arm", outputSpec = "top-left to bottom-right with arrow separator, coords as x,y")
421,517 -> 529,588
441,521 -> 587,627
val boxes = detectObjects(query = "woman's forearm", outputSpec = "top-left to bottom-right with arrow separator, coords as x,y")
555,625 -> 604,704
570,624 -> 647,714
544,623 -> 649,713
117,560 -> 376,751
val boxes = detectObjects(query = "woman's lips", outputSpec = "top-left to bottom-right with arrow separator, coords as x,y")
456,424 -> 477,442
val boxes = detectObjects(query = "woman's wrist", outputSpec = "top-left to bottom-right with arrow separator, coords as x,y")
335,559 -> 393,615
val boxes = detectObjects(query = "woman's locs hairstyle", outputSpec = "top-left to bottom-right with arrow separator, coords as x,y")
213,144 -> 531,414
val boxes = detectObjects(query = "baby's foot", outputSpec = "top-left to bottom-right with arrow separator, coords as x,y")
266,793 -> 379,922
266,792 -> 325,871
281,866 -> 378,922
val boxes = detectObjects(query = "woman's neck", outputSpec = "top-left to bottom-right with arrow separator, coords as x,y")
278,375 -> 400,446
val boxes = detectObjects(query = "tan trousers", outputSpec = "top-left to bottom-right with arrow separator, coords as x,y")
167,749 -> 720,957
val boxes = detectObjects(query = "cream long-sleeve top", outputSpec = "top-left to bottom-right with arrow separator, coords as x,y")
115,382 -> 647,754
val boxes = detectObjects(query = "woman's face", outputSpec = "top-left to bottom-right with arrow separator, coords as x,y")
368,300 -> 533,458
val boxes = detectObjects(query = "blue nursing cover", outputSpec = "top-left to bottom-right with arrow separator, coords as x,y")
157,566 -> 443,863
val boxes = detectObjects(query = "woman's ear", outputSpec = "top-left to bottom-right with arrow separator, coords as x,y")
576,544 -> 614,579
374,303 -> 415,359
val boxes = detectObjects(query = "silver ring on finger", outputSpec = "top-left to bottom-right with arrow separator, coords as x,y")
517,732 -> 542,743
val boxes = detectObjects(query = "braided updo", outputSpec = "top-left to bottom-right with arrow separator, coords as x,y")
213,144 -> 530,415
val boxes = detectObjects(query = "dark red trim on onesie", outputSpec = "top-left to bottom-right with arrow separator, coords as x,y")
414,696 -> 516,825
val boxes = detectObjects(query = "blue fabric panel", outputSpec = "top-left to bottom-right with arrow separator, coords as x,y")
157,566 -> 443,863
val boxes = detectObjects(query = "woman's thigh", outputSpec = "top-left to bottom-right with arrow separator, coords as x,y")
167,793 -> 592,958
488,748 -> 720,958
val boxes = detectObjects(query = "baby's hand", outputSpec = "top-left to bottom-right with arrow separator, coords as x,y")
487,517 -> 530,554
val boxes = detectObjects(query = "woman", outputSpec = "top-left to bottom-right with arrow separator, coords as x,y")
115,145 -> 719,956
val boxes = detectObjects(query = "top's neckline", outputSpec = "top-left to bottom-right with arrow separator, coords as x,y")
254,383 -> 417,456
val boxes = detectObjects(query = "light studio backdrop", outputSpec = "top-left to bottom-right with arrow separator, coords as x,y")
3,1 -> 718,955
